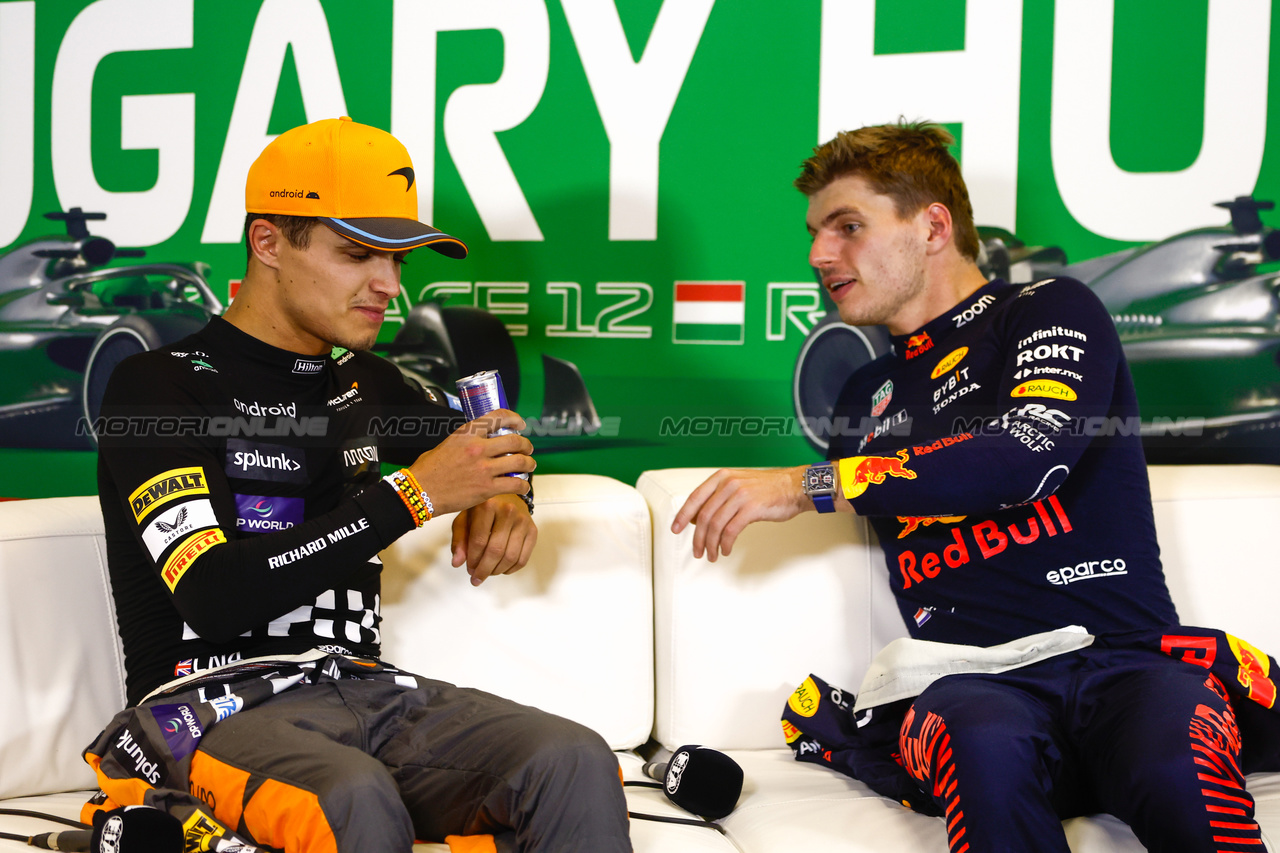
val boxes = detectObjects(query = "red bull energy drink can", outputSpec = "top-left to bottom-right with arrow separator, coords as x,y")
455,370 -> 529,479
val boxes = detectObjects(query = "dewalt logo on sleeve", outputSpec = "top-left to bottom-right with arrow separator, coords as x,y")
130,468 -> 210,523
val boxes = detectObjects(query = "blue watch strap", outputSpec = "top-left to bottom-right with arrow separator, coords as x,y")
812,493 -> 835,513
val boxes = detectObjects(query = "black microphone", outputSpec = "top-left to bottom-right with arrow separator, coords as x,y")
642,744 -> 744,820
29,806 -> 183,852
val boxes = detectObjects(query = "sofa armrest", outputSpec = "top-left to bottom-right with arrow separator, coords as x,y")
1148,464 -> 1280,651
0,496 -> 124,799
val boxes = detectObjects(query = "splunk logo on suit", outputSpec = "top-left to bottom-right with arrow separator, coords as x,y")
225,438 -> 307,483
895,496 -> 1074,589
234,494 -> 304,531
112,726 -> 162,785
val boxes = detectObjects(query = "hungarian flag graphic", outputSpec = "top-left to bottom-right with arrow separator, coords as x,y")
673,281 -> 745,344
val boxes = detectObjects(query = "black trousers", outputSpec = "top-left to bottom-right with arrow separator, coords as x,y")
189,677 -> 632,852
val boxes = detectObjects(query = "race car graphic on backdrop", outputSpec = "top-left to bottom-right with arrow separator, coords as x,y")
794,203 -> 1280,463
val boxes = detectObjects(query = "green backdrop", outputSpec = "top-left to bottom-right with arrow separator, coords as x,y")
1,0 -> 1277,497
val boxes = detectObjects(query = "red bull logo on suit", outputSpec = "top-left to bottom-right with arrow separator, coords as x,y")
839,449 -> 916,500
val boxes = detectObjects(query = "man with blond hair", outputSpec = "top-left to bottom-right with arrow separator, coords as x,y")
676,121 -> 1271,851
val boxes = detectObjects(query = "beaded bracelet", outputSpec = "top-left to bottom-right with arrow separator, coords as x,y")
385,469 -> 434,527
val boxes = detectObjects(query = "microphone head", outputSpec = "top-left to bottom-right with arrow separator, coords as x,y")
661,744 -> 744,820
92,805 -> 183,853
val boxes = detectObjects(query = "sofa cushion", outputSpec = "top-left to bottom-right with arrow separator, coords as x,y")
637,468 -> 907,751
379,473 -> 654,749
711,749 -> 1277,852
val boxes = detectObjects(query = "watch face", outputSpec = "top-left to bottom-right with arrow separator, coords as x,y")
806,465 -> 835,493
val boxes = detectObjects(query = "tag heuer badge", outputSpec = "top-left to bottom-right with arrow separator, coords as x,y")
871,380 -> 893,417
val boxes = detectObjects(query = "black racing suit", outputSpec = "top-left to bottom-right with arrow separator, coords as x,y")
823,277 -> 1268,852
95,315 -> 631,853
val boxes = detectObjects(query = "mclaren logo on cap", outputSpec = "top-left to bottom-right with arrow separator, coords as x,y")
388,167 -> 415,191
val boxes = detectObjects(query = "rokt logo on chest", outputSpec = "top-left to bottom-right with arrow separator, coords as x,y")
1016,343 -> 1084,365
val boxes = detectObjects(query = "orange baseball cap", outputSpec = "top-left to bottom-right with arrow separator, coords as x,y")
245,116 -> 467,259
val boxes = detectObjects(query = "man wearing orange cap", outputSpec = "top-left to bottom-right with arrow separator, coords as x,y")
90,117 -> 632,852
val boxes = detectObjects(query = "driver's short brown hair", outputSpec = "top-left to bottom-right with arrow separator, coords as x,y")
795,121 -> 979,261
242,214 -> 319,266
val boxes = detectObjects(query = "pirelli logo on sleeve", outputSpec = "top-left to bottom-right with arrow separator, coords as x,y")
130,467 -> 209,523
161,528 -> 226,592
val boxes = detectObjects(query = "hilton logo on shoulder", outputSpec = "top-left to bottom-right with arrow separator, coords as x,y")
293,359 -> 324,375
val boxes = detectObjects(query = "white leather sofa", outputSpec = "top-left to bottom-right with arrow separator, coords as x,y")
0,475 -> 657,853
3,466 -> 1280,851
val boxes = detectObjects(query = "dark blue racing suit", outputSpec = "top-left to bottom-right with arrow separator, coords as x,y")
825,277 -> 1268,852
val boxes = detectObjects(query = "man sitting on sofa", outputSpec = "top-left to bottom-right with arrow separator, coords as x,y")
92,116 -> 632,853
674,121 -> 1270,851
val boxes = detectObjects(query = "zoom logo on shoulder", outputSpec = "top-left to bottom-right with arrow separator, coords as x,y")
225,438 -> 307,483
